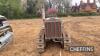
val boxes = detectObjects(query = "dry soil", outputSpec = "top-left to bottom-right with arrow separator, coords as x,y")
0,16 -> 100,56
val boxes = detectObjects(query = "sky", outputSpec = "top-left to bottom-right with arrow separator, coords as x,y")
72,0 -> 100,7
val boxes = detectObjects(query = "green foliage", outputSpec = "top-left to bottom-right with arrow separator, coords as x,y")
57,13 -> 68,17
0,0 -> 22,19
0,0 -> 38,19
0,0 -> 9,17
70,12 -> 98,16
0,0 -> 98,19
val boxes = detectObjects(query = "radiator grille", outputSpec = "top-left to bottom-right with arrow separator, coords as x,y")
45,21 -> 61,38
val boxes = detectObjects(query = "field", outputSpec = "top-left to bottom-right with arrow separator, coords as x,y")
0,16 -> 100,56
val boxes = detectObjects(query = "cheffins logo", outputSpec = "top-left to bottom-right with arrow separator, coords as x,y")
69,46 -> 94,52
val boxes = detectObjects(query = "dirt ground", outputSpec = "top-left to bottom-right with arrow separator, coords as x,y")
0,16 -> 100,56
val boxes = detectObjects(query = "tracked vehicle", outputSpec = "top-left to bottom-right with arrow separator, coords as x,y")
37,8 -> 71,53
0,15 -> 13,50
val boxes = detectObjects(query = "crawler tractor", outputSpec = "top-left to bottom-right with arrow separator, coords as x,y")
0,15 -> 13,50
37,8 -> 71,53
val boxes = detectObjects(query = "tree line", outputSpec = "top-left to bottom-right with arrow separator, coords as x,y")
0,0 -> 37,19
0,0 -> 72,19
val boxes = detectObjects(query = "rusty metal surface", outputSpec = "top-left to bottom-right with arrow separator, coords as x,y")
44,18 -> 62,38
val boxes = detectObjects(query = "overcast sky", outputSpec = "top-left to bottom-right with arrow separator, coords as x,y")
72,0 -> 100,7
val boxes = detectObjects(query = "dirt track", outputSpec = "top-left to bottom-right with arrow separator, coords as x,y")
0,16 -> 100,56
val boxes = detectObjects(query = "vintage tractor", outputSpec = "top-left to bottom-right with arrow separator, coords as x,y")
37,8 -> 71,53
0,15 -> 13,50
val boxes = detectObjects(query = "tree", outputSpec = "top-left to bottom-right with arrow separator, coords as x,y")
0,0 -> 9,17
36,0 -> 46,18
49,0 -> 72,15
0,0 -> 23,19
26,0 -> 36,14
62,0 -> 72,14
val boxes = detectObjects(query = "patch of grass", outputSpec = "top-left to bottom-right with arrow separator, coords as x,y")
70,12 -> 98,17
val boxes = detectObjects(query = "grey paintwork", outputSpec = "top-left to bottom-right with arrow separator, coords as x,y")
0,15 -> 13,50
